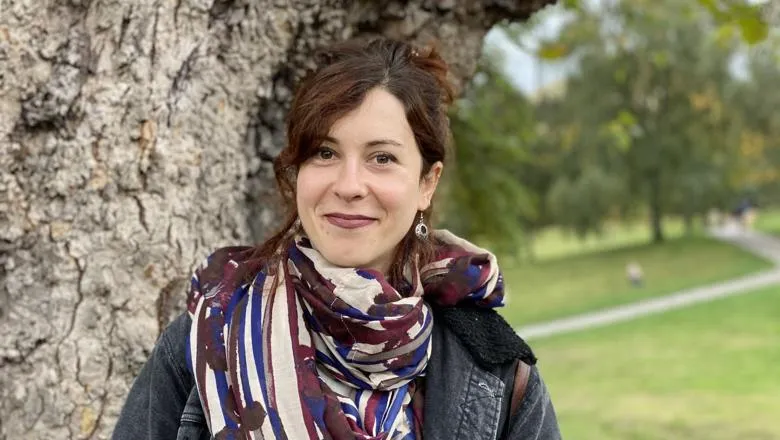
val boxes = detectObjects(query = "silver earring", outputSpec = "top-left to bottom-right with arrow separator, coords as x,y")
414,212 -> 428,240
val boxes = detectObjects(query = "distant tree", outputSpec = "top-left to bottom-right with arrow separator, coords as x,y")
509,0 -> 749,242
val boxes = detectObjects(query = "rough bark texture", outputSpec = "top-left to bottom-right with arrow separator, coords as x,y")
0,0 -> 553,438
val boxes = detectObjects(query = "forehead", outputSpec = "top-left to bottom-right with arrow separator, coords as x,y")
328,89 -> 413,142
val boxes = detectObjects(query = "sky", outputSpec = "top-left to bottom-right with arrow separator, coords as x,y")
483,1 -> 766,96
482,4 -> 577,96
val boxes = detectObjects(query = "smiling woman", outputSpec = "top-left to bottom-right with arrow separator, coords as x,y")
271,37 -> 455,286
113,37 -> 561,440
296,88 -> 442,275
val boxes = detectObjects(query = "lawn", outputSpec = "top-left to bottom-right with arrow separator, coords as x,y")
499,235 -> 772,326
753,207 -> 780,236
531,285 -> 780,440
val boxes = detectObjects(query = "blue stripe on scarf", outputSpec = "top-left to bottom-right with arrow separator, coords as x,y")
341,398 -> 360,421
355,269 -> 376,280
355,389 -> 364,408
372,392 -> 389,435
410,334 -> 431,364
315,351 -> 372,389
468,283 -> 488,300
464,263 -> 481,281
337,390 -> 362,428
191,274 -> 201,301
338,304 -> 376,321
237,293 -> 254,411
222,285 -> 244,330
334,343 -> 353,360
382,386 -> 408,433
300,305 -> 323,332
214,370 -> 239,432
388,338 -> 430,378
249,272 -> 285,437
390,363 -> 422,379
403,404 -> 417,440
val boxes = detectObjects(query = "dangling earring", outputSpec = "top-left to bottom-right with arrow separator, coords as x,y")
414,212 -> 429,240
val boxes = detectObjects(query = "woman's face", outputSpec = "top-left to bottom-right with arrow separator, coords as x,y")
296,88 -> 442,274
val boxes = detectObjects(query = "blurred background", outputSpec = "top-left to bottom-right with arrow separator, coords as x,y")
439,0 -> 780,438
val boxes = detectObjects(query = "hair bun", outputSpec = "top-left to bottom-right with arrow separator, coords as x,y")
409,43 -> 454,106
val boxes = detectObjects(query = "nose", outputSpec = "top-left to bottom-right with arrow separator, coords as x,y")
332,159 -> 368,201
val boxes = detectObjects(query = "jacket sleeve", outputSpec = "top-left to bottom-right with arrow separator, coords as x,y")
505,366 -> 562,439
112,313 -> 194,440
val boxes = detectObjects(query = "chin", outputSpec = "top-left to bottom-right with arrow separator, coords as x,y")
322,250 -> 374,269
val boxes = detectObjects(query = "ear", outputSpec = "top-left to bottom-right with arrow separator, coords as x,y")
417,161 -> 443,211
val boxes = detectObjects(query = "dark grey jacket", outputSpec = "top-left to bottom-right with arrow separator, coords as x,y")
113,309 -> 561,439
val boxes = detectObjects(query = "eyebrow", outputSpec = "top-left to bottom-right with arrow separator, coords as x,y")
322,136 -> 403,148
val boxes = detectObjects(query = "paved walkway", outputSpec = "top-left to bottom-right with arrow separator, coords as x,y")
515,228 -> 780,341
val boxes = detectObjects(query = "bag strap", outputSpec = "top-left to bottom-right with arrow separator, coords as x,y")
509,359 -> 532,418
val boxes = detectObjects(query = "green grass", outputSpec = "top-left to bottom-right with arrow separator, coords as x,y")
500,236 -> 772,325
525,217 -> 690,262
753,208 -> 780,236
532,285 -> 780,440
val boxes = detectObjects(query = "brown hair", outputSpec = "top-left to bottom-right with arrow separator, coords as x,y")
253,37 -> 455,285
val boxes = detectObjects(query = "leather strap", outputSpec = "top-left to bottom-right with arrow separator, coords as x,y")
509,360 -> 532,418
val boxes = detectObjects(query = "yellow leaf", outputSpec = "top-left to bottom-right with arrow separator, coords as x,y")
537,43 -> 570,60
714,24 -> 737,47
739,16 -> 769,44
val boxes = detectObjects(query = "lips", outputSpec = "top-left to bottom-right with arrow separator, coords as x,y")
324,213 -> 376,229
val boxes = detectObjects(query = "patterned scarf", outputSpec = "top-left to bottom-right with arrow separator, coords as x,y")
186,230 -> 504,440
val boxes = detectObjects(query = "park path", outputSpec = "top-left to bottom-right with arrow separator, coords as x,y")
515,228 -> 780,341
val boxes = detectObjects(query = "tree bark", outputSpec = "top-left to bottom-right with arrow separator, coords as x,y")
0,0 -> 554,438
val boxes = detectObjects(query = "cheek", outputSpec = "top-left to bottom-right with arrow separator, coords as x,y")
296,168 -> 322,211
375,177 -> 421,219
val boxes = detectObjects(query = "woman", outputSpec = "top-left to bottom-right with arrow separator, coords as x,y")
114,37 -> 561,440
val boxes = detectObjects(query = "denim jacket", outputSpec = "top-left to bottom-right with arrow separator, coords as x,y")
113,311 -> 561,439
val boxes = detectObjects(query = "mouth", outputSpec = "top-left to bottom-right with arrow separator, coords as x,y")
324,213 -> 377,229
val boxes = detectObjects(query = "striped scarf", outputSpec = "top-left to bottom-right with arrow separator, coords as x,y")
186,230 -> 504,440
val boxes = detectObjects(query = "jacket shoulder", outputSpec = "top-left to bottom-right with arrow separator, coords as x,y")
160,313 -> 195,385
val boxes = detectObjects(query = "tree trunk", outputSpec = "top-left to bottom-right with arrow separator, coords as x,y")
684,211 -> 694,236
649,171 -> 665,243
0,0 -> 553,438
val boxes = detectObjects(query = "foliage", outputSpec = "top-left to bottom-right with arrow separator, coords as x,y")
726,44 -> 780,206
446,0 -> 780,250
539,0 -> 749,242
558,0 -> 770,45
439,51 -> 537,253
546,166 -> 625,238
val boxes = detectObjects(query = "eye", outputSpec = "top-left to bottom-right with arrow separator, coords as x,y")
315,147 -> 335,160
373,153 -> 396,165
